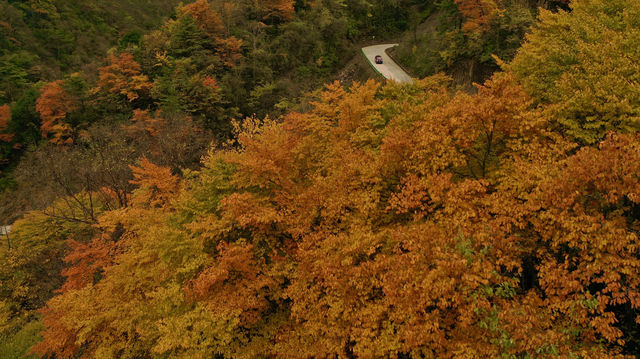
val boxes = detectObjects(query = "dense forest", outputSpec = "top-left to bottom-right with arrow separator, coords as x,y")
2,0 -> 640,357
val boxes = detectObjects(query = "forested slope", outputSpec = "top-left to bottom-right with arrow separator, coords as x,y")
0,0 -> 422,207
0,0 -> 183,103
4,0 -> 640,358
391,0 -> 571,87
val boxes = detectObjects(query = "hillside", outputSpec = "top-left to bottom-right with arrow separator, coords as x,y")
4,0 -> 640,358
390,0 -> 571,89
0,0 -> 183,103
0,0 -> 421,195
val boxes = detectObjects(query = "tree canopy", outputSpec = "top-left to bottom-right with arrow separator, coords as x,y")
2,0 -> 640,358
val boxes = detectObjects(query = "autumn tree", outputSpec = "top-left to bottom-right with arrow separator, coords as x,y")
201,76 -> 640,357
33,159 -> 197,359
35,80 -> 75,145
180,0 -> 224,36
431,72 -> 533,179
0,104 -> 14,171
0,104 -> 13,143
454,0 -> 502,33
261,0 -> 296,23
0,206 -> 95,359
28,73 -> 640,358
95,52 -> 153,103
140,3 -> 243,135
508,0 -> 640,144
150,58 -> 235,137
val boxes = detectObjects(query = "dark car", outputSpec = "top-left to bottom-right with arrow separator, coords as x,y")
375,55 -> 383,64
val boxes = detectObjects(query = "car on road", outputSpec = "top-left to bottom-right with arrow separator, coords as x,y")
375,55 -> 383,64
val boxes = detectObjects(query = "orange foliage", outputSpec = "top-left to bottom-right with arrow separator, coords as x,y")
200,77 -> 640,356
531,133 -> 640,338
431,73 -> 533,178
59,238 -> 119,293
181,0 -> 223,35
32,306 -> 79,359
454,0 -> 502,33
32,75 -> 640,358
0,104 -> 13,142
262,0 -> 295,22
126,108 -> 166,137
185,241 -> 276,326
57,210 -> 130,293
32,209 -> 131,358
129,157 -> 180,209
202,76 -> 218,91
35,80 -> 75,145
95,53 -> 153,102
215,35 -> 244,67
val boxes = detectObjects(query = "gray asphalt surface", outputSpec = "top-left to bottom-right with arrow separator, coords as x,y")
362,44 -> 413,84
1,226 -> 10,236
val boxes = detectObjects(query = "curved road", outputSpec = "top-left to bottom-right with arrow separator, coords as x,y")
362,44 -> 413,84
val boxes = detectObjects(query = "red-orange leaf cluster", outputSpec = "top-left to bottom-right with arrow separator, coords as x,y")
215,35 -> 244,67
181,0 -> 224,35
0,104 -> 13,142
454,0 -> 502,33
95,53 -> 153,102
262,0 -> 295,22
35,80 -> 75,145
129,157 -> 180,209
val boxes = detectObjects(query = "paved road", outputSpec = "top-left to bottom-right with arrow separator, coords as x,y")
1,226 -> 10,236
362,44 -> 413,84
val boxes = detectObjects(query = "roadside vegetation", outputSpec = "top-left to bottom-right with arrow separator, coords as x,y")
391,0 -> 570,88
